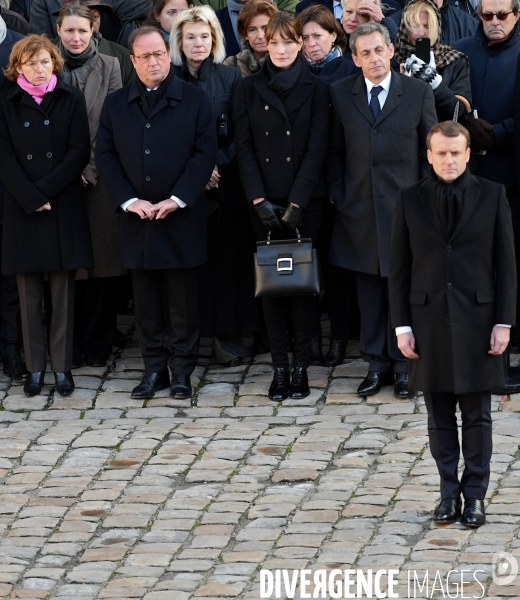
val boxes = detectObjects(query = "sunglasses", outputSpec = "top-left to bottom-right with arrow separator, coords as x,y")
479,10 -> 515,20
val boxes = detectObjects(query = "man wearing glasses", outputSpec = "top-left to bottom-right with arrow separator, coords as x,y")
455,0 -> 520,357
96,26 -> 217,400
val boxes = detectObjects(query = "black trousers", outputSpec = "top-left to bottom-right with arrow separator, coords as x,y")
16,270 -> 75,373
328,263 -> 355,341
250,199 -> 323,369
131,268 -> 200,374
355,271 -> 407,374
0,227 -> 22,357
73,277 -> 122,364
424,391 -> 492,500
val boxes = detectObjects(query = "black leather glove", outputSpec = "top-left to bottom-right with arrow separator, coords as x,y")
254,199 -> 282,230
281,203 -> 303,230
465,117 -> 496,153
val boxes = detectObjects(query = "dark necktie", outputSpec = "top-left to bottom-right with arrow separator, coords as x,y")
370,85 -> 383,121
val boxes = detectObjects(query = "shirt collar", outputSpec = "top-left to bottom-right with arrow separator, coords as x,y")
364,70 -> 392,94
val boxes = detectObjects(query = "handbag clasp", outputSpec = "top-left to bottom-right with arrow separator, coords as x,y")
277,257 -> 293,273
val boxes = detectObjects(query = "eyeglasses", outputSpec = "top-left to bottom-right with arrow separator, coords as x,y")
132,51 -> 168,63
479,10 -> 515,20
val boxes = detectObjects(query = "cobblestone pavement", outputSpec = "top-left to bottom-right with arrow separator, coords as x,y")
1,315 -> 520,599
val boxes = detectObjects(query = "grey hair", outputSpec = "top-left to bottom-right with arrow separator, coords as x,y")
476,0 -> 520,11
170,5 -> 226,66
349,21 -> 391,54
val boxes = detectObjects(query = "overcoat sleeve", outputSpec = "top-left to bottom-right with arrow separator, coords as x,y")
287,83 -> 330,208
95,95 -> 139,210
169,92 -> 217,207
434,56 -> 472,121
419,84 -> 438,178
0,98 -> 49,214
235,79 -> 267,202
29,0 -> 55,37
494,185 -> 517,325
388,189 -> 413,329
33,90 -> 91,201
216,67 -> 240,173
325,85 -> 345,206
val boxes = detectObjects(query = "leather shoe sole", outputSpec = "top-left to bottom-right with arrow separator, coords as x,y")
170,385 -> 192,399
131,373 -> 170,399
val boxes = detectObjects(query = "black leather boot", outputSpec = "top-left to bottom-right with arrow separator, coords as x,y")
55,372 -> 75,397
324,340 -> 347,366
309,338 -> 324,365
290,364 -> 310,399
24,372 -> 45,397
268,367 -> 290,401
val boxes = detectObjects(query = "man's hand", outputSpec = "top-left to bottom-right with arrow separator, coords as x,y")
36,202 -> 51,212
397,331 -> 419,359
154,199 -> 180,219
489,325 -> 510,355
81,175 -> 89,187
205,166 -> 220,191
127,200 -> 157,220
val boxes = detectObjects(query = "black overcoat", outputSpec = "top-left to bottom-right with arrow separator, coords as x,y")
327,72 -> 437,277
235,57 -> 330,208
0,79 -> 94,275
95,73 -> 217,270
388,175 -> 516,394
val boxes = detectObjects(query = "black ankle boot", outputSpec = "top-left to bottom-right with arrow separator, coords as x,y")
290,364 -> 310,399
324,340 -> 347,366
24,372 -> 45,397
309,338 -> 324,365
269,367 -> 290,401
54,372 -> 75,397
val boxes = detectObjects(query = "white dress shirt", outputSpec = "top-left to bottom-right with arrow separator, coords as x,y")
364,71 -> 392,110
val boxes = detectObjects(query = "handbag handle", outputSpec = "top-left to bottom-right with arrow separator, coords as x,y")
267,228 -> 301,245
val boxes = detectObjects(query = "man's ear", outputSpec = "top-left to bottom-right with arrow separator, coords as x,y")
352,53 -> 361,68
388,42 -> 395,59
427,148 -> 433,165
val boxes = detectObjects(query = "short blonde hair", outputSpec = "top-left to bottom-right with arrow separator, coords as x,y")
3,34 -> 64,82
402,1 -> 440,45
170,5 -> 226,65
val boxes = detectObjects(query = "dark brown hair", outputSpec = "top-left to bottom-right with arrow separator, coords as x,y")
3,34 -> 65,81
427,121 -> 471,149
56,3 -> 94,28
298,4 -> 347,51
144,0 -> 190,31
265,12 -> 302,44
237,0 -> 279,40
128,25 -> 170,54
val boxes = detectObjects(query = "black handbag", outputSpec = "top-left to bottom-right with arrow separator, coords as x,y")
254,229 -> 321,298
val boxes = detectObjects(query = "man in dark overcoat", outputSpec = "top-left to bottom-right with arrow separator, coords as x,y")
0,19 -> 29,384
327,21 -> 437,399
389,121 -> 516,527
96,27 -> 216,400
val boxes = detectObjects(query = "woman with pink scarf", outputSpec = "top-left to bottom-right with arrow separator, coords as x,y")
0,34 -> 93,399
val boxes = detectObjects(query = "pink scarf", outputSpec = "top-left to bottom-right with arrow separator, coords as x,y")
16,73 -> 57,105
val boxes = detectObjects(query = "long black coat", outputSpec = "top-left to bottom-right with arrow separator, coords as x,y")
327,72 -> 437,277
389,175 -> 516,394
0,79 -> 94,275
235,57 -> 330,208
95,73 -> 217,270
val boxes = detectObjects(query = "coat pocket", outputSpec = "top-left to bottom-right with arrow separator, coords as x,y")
476,289 -> 495,303
409,291 -> 427,305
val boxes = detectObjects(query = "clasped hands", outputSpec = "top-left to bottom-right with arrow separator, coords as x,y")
127,199 -> 180,220
397,325 -> 510,360
253,198 -> 303,231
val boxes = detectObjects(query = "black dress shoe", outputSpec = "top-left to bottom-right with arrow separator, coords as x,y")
24,372 -> 45,397
290,364 -> 310,399
170,373 -> 192,399
3,354 -> 29,384
224,357 -> 242,367
85,358 -> 107,368
433,497 -> 461,524
55,372 -> 75,396
461,498 -> 486,528
309,338 -> 324,366
269,367 -> 290,401
324,340 -> 347,367
131,371 -> 170,399
394,373 -> 413,399
357,371 -> 392,396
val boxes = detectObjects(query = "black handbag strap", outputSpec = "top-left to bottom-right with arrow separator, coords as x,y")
267,228 -> 301,245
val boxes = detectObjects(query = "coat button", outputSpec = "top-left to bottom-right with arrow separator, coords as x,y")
372,129 -> 378,134
145,149 -> 150,154
446,245 -> 452,252
446,319 -> 451,325
44,120 -> 50,125
447,282 -> 453,289
372,163 -> 379,167
146,123 -> 151,128
24,122 -> 29,127
146,176 -> 151,181
265,105 -> 269,110
265,132 -> 269,136
265,158 -> 269,163
286,131 -> 290,135
46,152 -> 52,158
286,157 -> 291,162
27,154 -> 32,160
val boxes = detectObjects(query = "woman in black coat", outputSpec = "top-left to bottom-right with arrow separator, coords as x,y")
171,5 -> 258,366
393,0 -> 471,122
236,12 -> 330,401
0,35 -> 93,397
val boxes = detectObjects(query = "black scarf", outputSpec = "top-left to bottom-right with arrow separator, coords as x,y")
136,65 -> 175,117
427,166 -> 472,238
265,53 -> 303,100
58,36 -> 99,92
